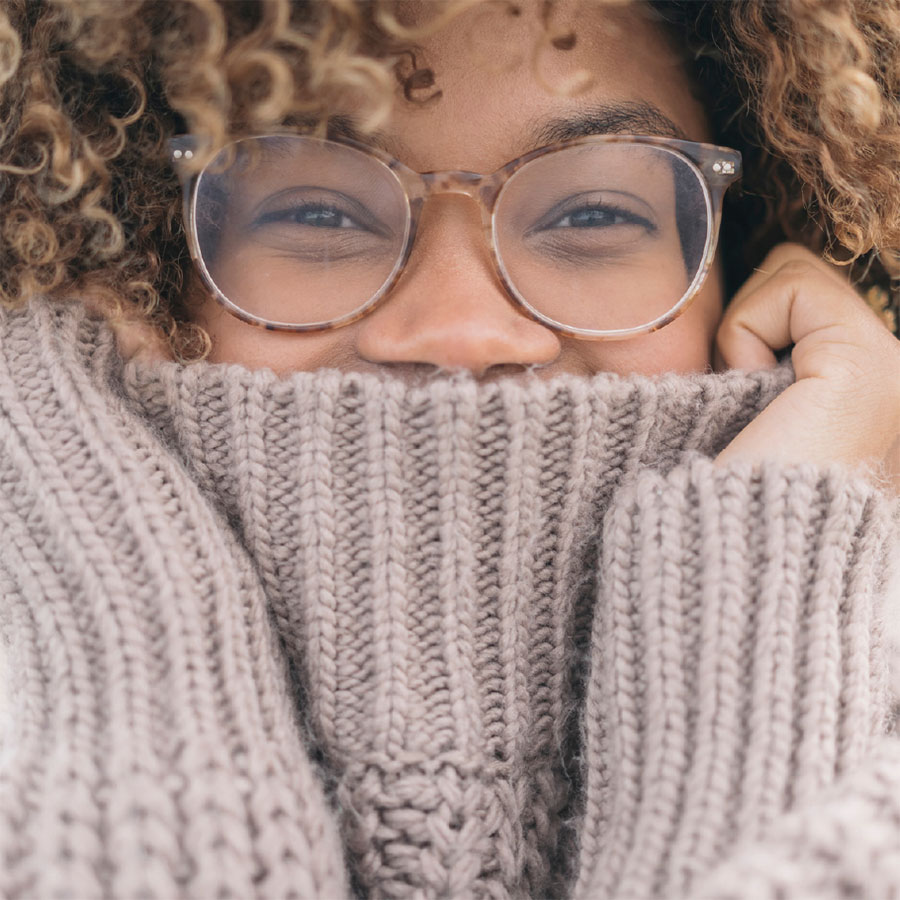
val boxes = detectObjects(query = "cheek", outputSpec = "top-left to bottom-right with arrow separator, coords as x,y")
213,241 -> 394,326
194,290 -> 356,373
567,271 -> 724,376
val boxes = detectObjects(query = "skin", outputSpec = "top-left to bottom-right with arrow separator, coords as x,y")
104,0 -> 900,490
186,0 -> 725,379
712,244 -> 900,490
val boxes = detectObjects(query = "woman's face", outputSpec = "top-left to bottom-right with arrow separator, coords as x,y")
187,0 -> 723,378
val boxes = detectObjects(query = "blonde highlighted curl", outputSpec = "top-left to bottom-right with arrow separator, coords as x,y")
0,0 -> 898,361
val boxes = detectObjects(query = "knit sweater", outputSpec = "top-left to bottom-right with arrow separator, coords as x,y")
0,295 -> 898,900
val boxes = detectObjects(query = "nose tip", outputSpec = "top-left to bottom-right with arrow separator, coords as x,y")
385,318 -> 558,377
355,196 -> 561,376
357,289 -> 561,376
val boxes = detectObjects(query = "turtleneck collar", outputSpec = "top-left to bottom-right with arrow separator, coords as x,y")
117,351 -> 795,898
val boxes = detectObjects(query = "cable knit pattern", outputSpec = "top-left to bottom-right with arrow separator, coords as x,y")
0,295 -> 897,899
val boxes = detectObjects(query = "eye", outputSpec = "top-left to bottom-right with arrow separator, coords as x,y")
254,203 -> 364,230
246,185 -> 393,238
541,203 -> 655,232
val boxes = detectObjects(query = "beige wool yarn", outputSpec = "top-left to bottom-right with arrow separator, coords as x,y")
0,295 -> 897,899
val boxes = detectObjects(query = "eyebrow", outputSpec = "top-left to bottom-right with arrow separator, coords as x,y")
528,101 -> 688,145
325,115 -> 401,154
322,99 -> 687,158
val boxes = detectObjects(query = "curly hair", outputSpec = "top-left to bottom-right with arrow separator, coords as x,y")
0,0 -> 898,361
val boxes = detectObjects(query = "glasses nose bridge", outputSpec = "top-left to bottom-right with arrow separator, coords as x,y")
419,170 -> 502,222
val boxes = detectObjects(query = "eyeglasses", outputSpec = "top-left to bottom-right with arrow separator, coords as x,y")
170,133 -> 741,339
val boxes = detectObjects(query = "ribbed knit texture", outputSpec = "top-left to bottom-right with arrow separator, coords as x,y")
0,300 -> 350,899
0,295 -> 898,899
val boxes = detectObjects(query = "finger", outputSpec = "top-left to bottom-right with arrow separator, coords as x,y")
715,244 -> 862,373
727,243 -> 850,310
716,255 -> 878,379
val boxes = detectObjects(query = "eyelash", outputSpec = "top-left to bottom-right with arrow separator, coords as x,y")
542,203 -> 655,231
255,204 -> 363,230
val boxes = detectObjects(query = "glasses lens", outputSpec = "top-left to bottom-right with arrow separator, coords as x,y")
193,136 -> 410,326
494,143 -> 710,332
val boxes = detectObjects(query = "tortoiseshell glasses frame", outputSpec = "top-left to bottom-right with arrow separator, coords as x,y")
169,132 -> 742,340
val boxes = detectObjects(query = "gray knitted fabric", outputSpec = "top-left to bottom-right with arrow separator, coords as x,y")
0,295 -> 899,900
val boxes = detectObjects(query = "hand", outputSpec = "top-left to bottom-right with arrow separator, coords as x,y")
712,243 -> 900,494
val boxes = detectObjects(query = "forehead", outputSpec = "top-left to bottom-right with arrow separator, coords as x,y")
339,0 -> 710,171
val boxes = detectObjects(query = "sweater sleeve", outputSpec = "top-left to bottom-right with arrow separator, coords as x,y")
0,300 -> 350,899
572,454 -> 900,900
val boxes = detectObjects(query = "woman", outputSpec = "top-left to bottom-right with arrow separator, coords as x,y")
0,1 -> 898,897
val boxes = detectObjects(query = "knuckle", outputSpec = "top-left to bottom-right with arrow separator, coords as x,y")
715,314 -> 753,346
824,345 -> 893,403
715,312 -> 737,336
773,257 -> 819,283
762,242 -> 816,267
828,355 -> 868,391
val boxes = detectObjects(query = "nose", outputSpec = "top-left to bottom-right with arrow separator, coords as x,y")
354,195 -> 561,377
